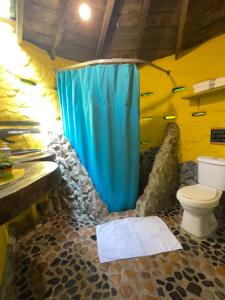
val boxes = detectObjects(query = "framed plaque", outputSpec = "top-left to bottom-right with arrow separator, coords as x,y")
211,128 -> 225,144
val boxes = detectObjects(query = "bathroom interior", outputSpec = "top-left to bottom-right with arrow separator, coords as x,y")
0,0 -> 225,299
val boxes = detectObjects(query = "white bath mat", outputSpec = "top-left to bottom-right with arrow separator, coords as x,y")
96,216 -> 182,263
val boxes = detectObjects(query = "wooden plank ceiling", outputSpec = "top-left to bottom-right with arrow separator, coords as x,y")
17,0 -> 225,62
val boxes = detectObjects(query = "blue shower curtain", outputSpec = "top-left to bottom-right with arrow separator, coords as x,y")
57,64 -> 139,212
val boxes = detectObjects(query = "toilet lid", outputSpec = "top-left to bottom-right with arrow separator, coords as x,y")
180,184 -> 218,201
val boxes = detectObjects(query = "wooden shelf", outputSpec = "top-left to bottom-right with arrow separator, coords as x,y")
182,85 -> 225,100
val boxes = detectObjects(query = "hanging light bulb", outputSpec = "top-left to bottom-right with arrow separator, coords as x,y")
79,3 -> 91,21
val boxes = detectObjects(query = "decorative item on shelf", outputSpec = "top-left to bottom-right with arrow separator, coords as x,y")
141,92 -> 154,97
172,86 -> 187,93
182,85 -> 225,100
140,141 -> 151,145
193,80 -> 214,93
141,116 -> 153,121
192,111 -> 206,117
0,142 -> 13,181
215,77 -> 225,88
163,115 -> 176,120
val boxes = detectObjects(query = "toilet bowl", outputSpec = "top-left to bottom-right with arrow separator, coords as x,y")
177,156 -> 225,238
177,184 -> 221,237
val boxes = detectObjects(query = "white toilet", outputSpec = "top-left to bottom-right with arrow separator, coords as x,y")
177,156 -> 225,238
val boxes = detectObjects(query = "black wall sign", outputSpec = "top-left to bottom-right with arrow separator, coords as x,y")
211,128 -> 225,144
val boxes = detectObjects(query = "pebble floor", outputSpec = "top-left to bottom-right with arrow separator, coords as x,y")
14,203 -> 225,300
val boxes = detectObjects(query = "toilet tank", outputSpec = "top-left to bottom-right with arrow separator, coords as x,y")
197,156 -> 225,191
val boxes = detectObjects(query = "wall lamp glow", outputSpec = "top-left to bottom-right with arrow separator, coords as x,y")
172,86 -> 187,93
163,115 -> 177,120
140,141 -> 151,145
192,111 -> 206,117
141,117 -> 153,121
141,92 -> 154,97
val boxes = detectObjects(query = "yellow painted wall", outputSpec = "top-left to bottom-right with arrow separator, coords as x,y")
0,20 -> 74,149
0,204 -> 39,284
140,33 -> 225,162
0,19 -> 75,284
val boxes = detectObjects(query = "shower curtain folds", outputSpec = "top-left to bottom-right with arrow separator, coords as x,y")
57,64 -> 139,212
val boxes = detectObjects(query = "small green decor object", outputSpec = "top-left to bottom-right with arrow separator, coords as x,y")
141,92 -> 154,97
20,78 -> 37,86
172,86 -> 187,93
0,161 -> 12,170
0,170 -> 13,181
163,115 -> 177,120
141,117 -> 153,121
140,141 -> 151,145
192,111 -> 206,117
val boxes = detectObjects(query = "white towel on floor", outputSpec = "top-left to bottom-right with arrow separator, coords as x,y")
96,216 -> 182,263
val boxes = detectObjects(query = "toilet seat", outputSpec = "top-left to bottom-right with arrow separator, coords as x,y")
177,184 -> 221,208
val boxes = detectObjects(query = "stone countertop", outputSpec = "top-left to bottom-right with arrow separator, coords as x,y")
0,161 -> 61,225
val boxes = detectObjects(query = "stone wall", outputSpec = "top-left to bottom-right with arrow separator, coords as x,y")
136,122 -> 179,216
138,148 -> 159,195
179,161 -> 198,187
48,132 -> 109,221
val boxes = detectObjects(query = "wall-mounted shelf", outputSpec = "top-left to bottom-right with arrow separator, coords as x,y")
182,85 -> 225,100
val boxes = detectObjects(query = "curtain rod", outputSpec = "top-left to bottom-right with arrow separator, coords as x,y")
57,58 -> 170,75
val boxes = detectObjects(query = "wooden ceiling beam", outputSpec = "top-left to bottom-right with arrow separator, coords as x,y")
95,0 -> 116,58
135,0 -> 151,58
175,0 -> 189,60
51,0 -> 70,59
16,0 -> 25,44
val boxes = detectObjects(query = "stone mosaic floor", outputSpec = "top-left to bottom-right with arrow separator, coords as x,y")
14,203 -> 225,300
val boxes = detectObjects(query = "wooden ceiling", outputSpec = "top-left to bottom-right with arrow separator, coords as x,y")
15,0 -> 225,62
